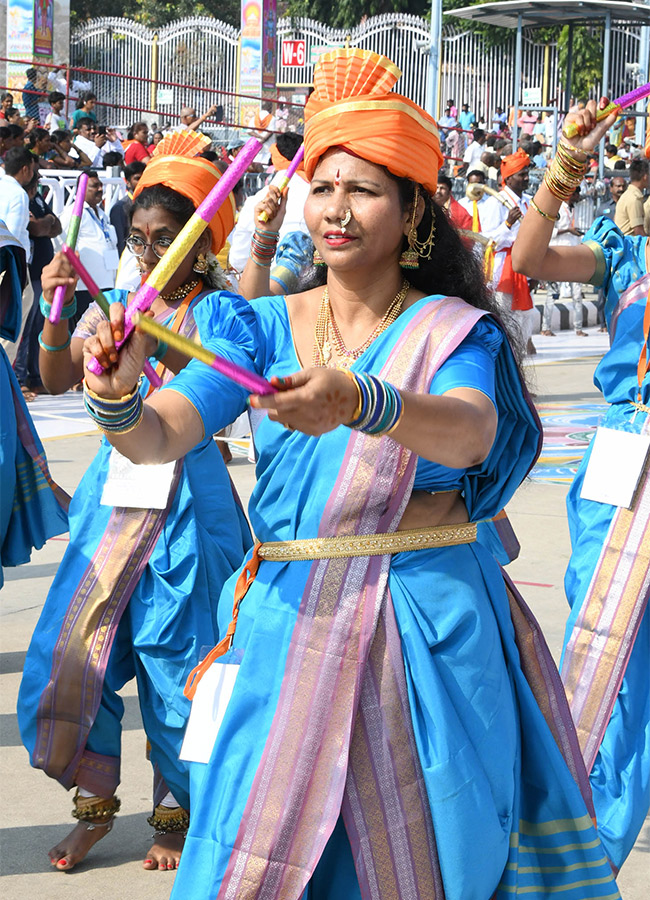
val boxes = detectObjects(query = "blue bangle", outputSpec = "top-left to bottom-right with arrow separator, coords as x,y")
38,331 -> 71,352
39,294 -> 77,320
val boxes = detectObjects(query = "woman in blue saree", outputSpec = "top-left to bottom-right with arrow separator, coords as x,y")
513,102 -> 649,872
81,50 -> 619,899
17,137 -> 252,872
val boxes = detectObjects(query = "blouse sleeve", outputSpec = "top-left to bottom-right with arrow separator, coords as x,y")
582,215 -> 641,290
429,316 -> 502,408
162,290 -> 259,437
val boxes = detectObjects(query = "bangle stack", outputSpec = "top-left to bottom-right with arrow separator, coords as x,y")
39,293 -> 77,320
342,371 -> 404,437
83,382 -> 144,434
544,142 -> 588,202
250,227 -> 280,268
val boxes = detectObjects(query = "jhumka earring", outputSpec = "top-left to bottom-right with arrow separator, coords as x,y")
399,185 -> 437,270
340,209 -> 352,234
313,249 -> 326,266
193,252 -> 208,274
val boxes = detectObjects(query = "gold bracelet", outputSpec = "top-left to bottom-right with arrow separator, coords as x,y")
338,366 -> 363,422
559,139 -> 588,163
530,198 -> 560,222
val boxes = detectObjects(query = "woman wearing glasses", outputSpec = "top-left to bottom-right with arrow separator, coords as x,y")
17,135 -> 253,873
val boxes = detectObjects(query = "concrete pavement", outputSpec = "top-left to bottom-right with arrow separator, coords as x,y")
1,324 -> 648,897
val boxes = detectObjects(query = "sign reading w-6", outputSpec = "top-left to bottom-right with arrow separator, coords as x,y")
282,40 -> 306,66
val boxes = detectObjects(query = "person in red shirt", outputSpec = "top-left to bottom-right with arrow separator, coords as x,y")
123,121 -> 151,165
435,173 -> 472,230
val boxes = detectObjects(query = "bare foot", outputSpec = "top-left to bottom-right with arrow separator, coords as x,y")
143,832 -> 184,870
48,819 -> 114,870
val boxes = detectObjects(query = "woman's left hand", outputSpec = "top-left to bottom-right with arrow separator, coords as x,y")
251,368 -> 358,435
255,185 -> 286,232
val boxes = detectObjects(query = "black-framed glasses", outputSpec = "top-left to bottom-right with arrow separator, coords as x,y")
125,235 -> 173,258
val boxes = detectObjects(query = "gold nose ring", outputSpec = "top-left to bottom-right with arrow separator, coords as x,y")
340,209 -> 352,233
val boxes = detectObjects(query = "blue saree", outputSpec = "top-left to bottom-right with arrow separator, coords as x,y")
17,289 -> 253,810
164,292 -> 619,900
560,217 -> 650,872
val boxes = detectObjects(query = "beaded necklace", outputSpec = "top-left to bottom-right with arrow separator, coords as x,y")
160,279 -> 199,306
312,279 -> 410,368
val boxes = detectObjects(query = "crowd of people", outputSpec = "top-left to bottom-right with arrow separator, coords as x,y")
0,49 -> 648,900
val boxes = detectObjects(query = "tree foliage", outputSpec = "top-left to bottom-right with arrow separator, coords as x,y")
557,25 -> 603,103
71,0 -> 241,28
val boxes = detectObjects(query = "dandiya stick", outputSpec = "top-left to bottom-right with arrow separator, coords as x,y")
87,136 -> 264,377
50,172 -> 88,323
133,312 -> 276,395
563,82 -> 650,138
61,245 -> 162,388
258,145 -> 305,223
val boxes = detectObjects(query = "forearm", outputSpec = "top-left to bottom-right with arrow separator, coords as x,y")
512,181 -> 596,282
238,257 -> 271,301
39,331 -> 84,394
390,389 -> 497,469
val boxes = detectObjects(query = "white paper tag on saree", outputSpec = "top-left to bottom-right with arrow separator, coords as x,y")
580,427 -> 650,508
180,662 -> 239,764
100,448 -> 175,509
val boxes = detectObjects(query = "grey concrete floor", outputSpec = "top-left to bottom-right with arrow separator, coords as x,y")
1,351 -> 648,898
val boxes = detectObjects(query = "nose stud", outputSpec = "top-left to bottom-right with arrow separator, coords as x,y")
340,209 -> 352,233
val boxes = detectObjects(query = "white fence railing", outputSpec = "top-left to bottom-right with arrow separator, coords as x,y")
71,15 -> 643,127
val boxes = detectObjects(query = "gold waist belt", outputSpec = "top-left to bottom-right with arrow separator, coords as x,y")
257,523 -> 478,562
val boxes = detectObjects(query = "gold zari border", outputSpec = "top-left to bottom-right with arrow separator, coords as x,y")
258,523 -> 477,562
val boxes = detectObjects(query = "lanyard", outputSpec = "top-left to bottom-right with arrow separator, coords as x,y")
87,205 -> 112,244
636,286 -> 650,403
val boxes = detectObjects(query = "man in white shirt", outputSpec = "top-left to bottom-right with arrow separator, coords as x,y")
492,149 -> 537,353
72,119 -> 123,169
59,171 -> 119,323
0,146 -> 35,360
462,129 -> 486,172
229,133 -> 310,274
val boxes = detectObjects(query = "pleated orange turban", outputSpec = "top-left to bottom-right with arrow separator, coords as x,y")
132,131 -> 236,253
500,148 -> 530,180
304,48 -> 443,196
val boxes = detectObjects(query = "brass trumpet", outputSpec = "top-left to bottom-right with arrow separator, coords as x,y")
465,181 -> 517,211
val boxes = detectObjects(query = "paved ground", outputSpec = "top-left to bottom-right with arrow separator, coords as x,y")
1,324 -> 648,897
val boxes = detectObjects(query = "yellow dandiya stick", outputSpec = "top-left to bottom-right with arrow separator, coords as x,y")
133,312 -> 276,395
86,135 -> 265,377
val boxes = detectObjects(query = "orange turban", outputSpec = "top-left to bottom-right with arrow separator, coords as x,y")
270,142 -> 307,180
304,48 -> 443,196
132,131 -> 235,254
500,148 -> 530,180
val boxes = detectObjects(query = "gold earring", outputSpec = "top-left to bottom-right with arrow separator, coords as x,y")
340,209 -> 352,233
193,252 -> 208,274
313,249 -> 326,266
399,185 -> 436,270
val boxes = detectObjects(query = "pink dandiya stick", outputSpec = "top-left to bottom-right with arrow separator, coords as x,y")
563,82 -> 650,138
258,145 -> 306,223
87,135 -> 265,377
61,245 -> 162,388
50,173 -> 88,323
133,312 -> 276,395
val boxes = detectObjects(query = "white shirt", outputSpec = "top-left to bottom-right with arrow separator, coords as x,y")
59,201 -> 119,290
492,187 -> 531,288
458,193 -> 510,248
549,202 -> 581,247
0,174 -> 30,257
45,111 -> 67,134
228,173 -> 311,273
463,140 -> 484,170
73,135 -> 124,167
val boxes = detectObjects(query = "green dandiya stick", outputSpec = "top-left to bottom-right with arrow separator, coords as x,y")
50,172 -> 88,323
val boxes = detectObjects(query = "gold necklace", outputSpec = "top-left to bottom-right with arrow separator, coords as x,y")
312,280 -> 410,368
161,279 -> 199,306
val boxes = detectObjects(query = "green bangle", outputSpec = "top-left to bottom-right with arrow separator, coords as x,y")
39,331 -> 71,352
39,294 -> 77,320
152,339 -> 168,361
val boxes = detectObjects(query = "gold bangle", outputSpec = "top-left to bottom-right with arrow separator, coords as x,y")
530,198 -> 560,222
338,366 -> 363,422
559,139 -> 588,162
83,380 -> 140,405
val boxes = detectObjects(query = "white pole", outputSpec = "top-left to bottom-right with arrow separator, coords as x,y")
427,0 -> 442,118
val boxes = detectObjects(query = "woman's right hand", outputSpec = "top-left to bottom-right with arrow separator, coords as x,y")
562,98 -> 618,155
41,251 -> 78,305
255,185 -> 287,232
82,301 -> 148,399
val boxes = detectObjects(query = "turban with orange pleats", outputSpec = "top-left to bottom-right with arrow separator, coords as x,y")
500,148 -> 530,180
132,130 -> 236,253
304,48 -> 443,196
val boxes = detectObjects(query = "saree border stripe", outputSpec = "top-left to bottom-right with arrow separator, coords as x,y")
217,299 -> 482,899
609,272 -> 650,339
560,417 -> 650,772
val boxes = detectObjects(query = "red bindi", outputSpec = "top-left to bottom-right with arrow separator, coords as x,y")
334,169 -> 341,186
